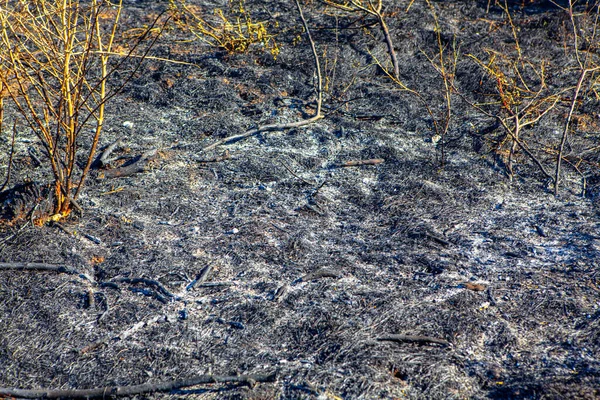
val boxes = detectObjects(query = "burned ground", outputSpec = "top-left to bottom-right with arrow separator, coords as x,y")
1,0 -> 599,398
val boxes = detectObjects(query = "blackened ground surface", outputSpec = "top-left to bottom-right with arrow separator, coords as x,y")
1,0 -> 599,398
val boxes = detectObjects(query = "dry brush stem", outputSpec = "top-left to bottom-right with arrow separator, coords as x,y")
0,373 -> 277,399
0,0 -> 123,216
0,262 -> 82,275
168,0 -> 280,58
376,334 -> 451,347
554,0 -> 600,195
0,0 -> 166,219
420,0 -> 459,165
554,66 -> 600,195
321,0 -> 399,79
463,49 -> 565,181
203,0 -> 323,152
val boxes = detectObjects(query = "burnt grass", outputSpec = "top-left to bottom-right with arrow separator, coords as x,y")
1,0 -> 600,398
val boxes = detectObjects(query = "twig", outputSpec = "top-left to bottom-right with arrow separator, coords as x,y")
109,277 -> 177,300
334,158 -> 384,167
0,373 -> 277,399
424,232 -> 451,246
196,281 -> 234,288
0,262 -> 81,276
554,67 -> 599,195
194,150 -> 231,164
28,147 -> 43,167
80,314 -> 164,354
300,268 -> 342,282
203,116 -> 324,152
202,0 -> 323,152
0,120 -> 16,192
280,160 -> 317,185
375,9 -> 400,80
99,149 -> 158,179
376,334 -> 451,347
186,264 -> 213,291
99,137 -> 124,167
321,0 -> 399,79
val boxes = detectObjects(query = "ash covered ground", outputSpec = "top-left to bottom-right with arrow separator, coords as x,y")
1,0 -> 599,398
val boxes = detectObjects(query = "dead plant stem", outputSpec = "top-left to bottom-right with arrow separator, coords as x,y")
554,67 -> 599,195
203,0 -> 323,152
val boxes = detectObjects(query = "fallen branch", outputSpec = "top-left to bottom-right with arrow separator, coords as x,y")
554,67 -> 599,195
186,264 -> 213,291
196,281 -> 234,288
334,158 -> 384,168
98,137 -> 124,167
99,149 -> 158,179
203,0 -> 323,152
300,268 -> 342,282
109,277 -> 178,300
80,314 -> 165,354
0,262 -> 81,276
194,150 -> 231,164
321,0 -> 399,79
203,109 -> 324,152
376,334 -> 451,347
0,373 -> 277,399
0,121 -> 16,192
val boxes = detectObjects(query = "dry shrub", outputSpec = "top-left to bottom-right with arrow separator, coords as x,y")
169,0 -> 280,59
0,0 -> 163,223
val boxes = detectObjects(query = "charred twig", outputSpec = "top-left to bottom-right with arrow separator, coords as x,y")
0,121 -> 17,192
376,334 -> 451,347
300,267 -> 342,282
280,160 -> 317,186
186,264 -> 213,291
99,149 -> 158,179
202,0 -> 323,152
196,281 -> 234,288
194,150 -> 231,164
461,282 -> 486,292
424,232 -> 450,246
109,277 -> 178,300
202,110 -> 324,153
28,147 -> 43,168
83,233 -> 102,244
321,0 -> 399,79
0,374 -> 277,399
554,67 -> 600,195
0,262 -> 81,276
80,314 -> 164,354
333,158 -> 384,168
53,222 -> 74,235
98,137 -> 124,167
272,284 -> 289,302
129,287 -> 168,303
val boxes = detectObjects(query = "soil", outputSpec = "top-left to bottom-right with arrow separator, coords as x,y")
1,0 -> 599,399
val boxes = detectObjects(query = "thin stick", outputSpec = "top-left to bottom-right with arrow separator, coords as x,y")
376,12 -> 399,80
335,158 -> 384,167
376,334 -> 451,347
554,67 -> 599,195
98,136 -> 123,167
280,159 -> 316,185
0,120 -> 17,192
203,115 -> 323,152
99,149 -> 157,179
0,262 -> 81,275
295,0 -> 323,117
0,373 -> 277,399
300,268 -> 341,282
110,277 -> 177,299
203,0 -> 323,152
